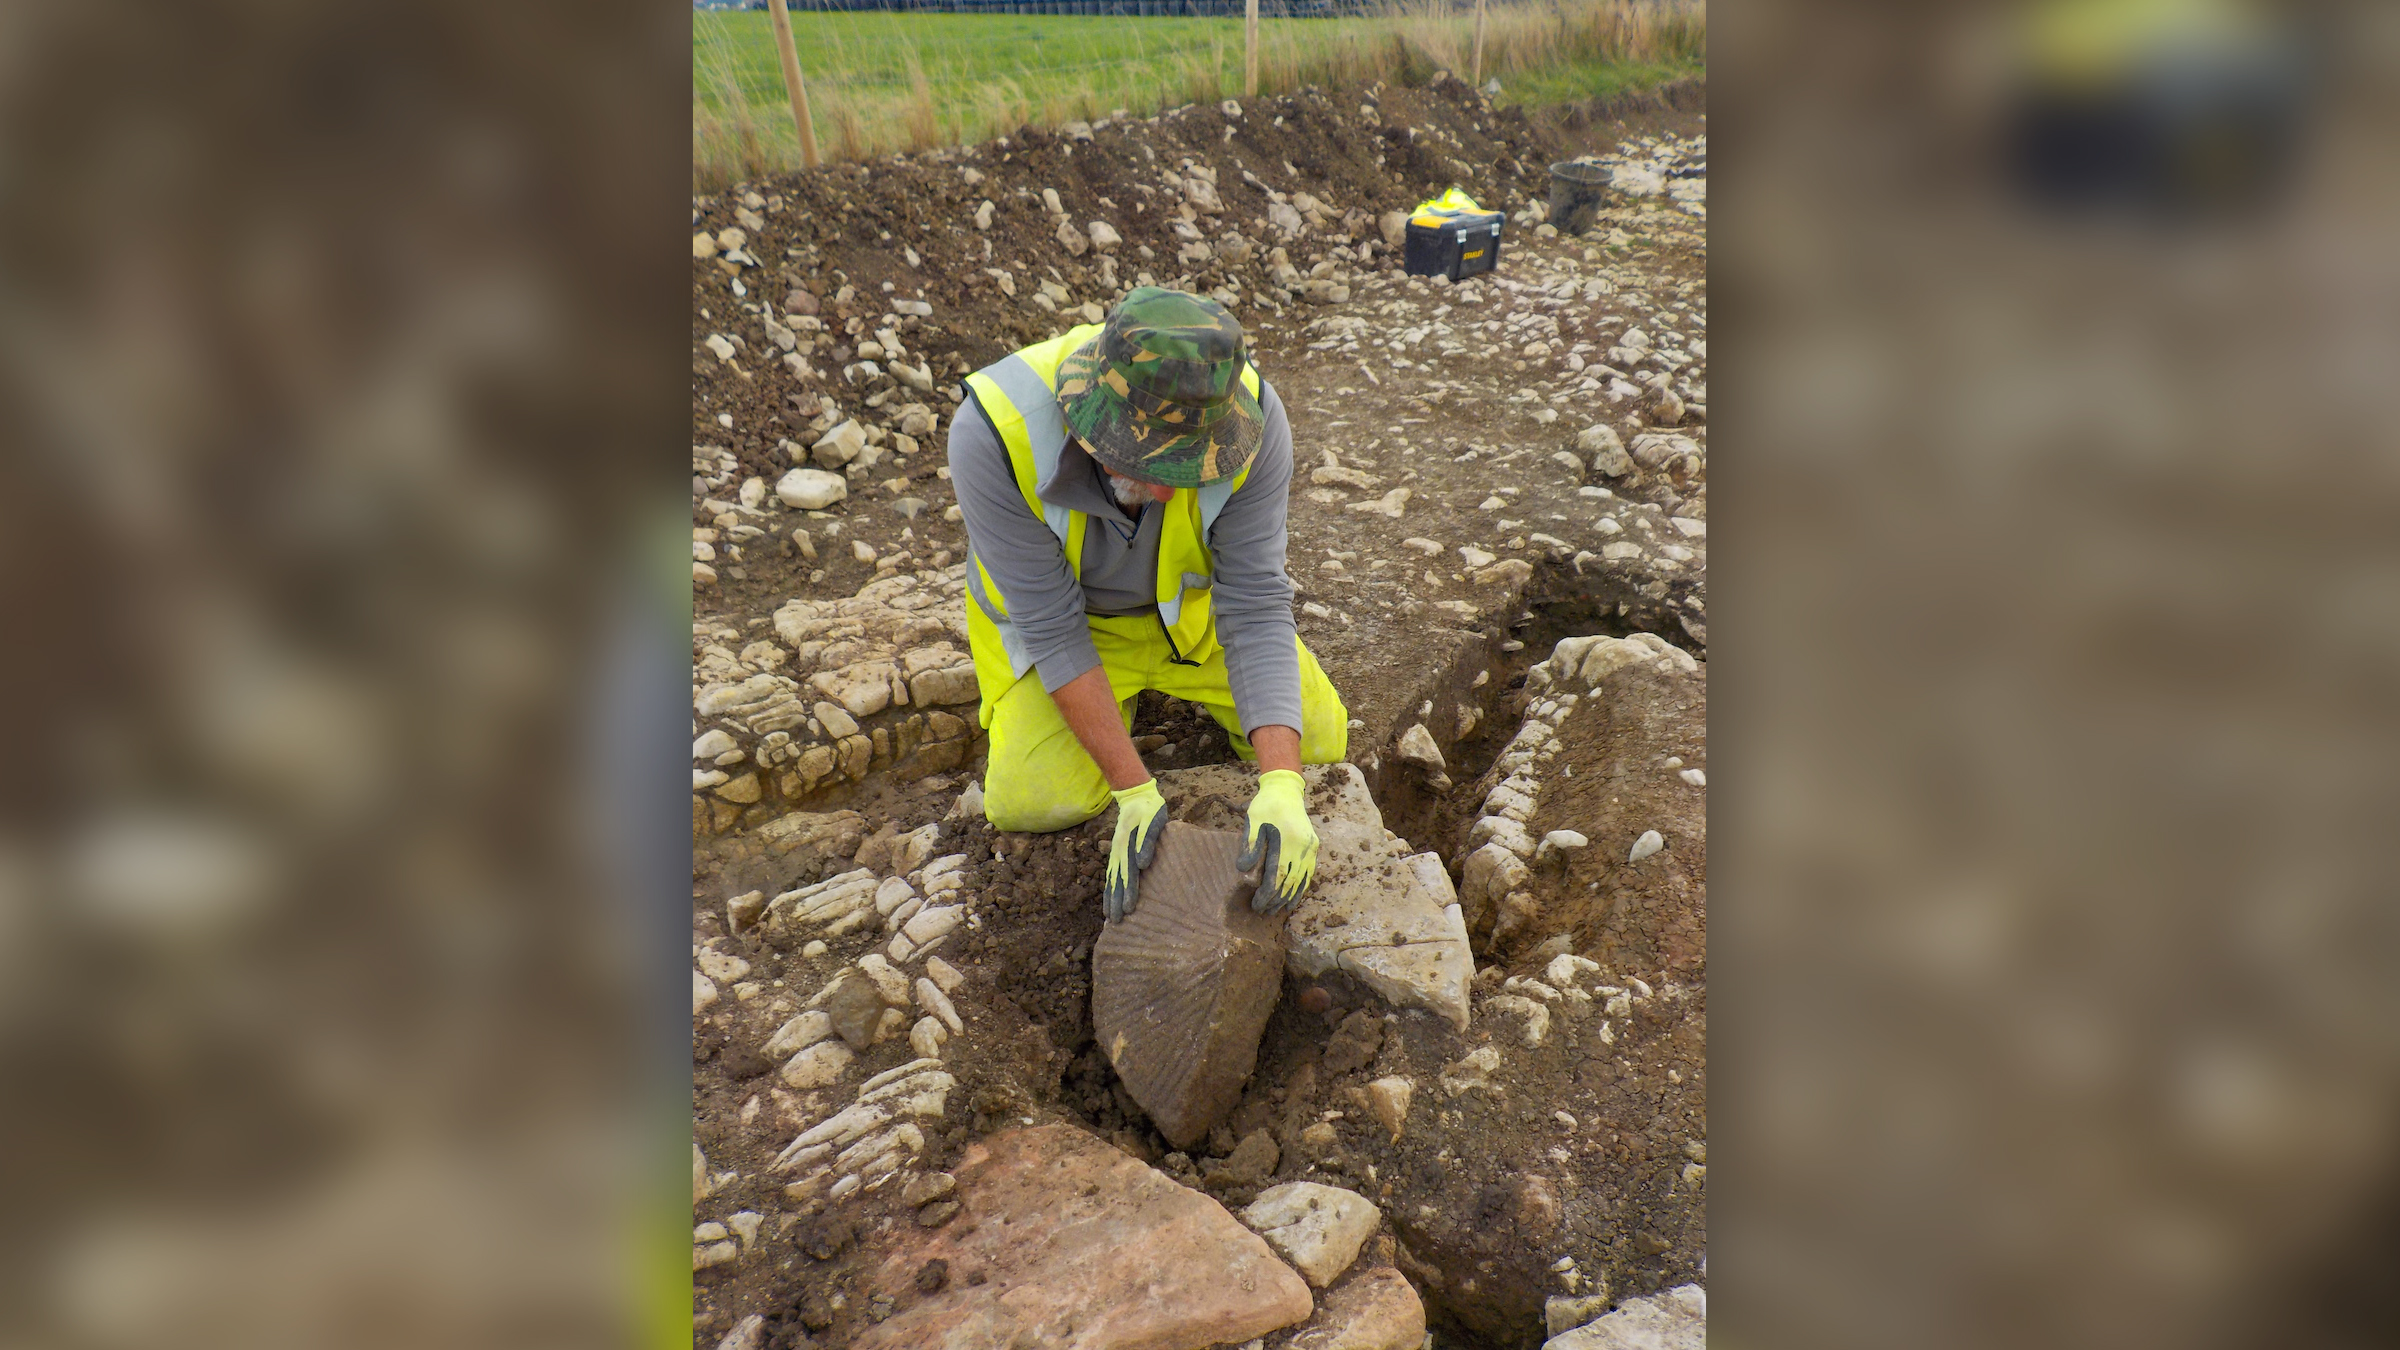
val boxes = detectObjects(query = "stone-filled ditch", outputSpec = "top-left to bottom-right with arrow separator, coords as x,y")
1360,554 -> 1696,870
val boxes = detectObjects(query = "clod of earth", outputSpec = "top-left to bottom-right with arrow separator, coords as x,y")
900,1171 -> 955,1207
1205,1127 -> 1282,1190
1319,1009 -> 1386,1076
1091,822 -> 1288,1151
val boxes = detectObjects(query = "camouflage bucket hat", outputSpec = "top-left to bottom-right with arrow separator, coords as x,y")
1055,286 -> 1263,488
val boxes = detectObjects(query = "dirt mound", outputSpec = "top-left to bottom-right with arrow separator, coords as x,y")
695,72 -> 1559,501
1537,74 -> 1707,133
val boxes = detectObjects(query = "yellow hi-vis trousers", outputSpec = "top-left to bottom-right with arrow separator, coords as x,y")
980,613 -> 1350,833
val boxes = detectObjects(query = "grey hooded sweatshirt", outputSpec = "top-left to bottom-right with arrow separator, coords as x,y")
946,379 -> 1302,735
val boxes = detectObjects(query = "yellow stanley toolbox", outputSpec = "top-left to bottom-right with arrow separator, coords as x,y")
1403,188 -> 1505,282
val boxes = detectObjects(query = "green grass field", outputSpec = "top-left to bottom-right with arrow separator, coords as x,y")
693,2 -> 1703,184
697,12 -> 1278,119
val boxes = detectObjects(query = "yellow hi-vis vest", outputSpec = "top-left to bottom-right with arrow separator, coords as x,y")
960,324 -> 1262,720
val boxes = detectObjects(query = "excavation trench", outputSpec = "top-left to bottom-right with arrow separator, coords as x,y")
1363,554 -> 1704,878
965,577 -> 1702,1349
690,564 -> 1703,1349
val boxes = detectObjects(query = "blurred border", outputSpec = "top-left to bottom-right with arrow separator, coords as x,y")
0,1 -> 695,1345
1711,1 -> 2400,1346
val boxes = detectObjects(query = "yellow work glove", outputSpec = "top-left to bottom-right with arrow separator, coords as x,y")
1104,778 -> 1170,923
1238,769 -> 1319,914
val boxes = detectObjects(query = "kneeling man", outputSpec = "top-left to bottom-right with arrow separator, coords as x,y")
948,287 -> 1348,921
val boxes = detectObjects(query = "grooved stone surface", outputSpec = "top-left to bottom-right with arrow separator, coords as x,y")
852,1124 -> 1313,1350
1155,764 -> 1474,1029
1092,822 -> 1287,1151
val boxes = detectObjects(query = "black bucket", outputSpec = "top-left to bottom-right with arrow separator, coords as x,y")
1547,160 -> 1610,236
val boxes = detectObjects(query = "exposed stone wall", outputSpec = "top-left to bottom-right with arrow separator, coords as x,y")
693,569 -> 983,836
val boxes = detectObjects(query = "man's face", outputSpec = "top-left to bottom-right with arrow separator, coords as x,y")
1078,432 -> 1175,510
1102,466 -> 1176,505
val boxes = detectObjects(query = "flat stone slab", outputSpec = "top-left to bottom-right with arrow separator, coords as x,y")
1303,851 -> 1472,1030
1241,1182 -> 1382,1288
1092,822 -> 1287,1151
852,1124 -> 1313,1350
1288,1266 -> 1427,1350
1155,764 -> 1472,1029
1544,1284 -> 1706,1349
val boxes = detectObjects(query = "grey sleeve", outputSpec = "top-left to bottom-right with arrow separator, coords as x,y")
1208,382 -> 1304,735
947,397 -> 1103,693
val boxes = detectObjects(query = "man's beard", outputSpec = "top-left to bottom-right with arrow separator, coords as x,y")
1106,472 -> 1153,514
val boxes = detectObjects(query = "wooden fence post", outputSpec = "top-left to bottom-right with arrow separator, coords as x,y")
1472,0 -> 1487,86
766,0 -> 821,169
1245,0 -> 1260,97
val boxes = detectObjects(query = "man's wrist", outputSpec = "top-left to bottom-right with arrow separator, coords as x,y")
1250,723 -> 1302,775
1098,745 -> 1152,793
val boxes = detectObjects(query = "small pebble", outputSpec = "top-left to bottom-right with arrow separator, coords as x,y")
1537,829 -> 1588,861
1628,830 -> 1664,862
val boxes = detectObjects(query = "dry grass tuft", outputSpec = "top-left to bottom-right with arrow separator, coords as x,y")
693,0 -> 1702,189
902,55 -> 943,151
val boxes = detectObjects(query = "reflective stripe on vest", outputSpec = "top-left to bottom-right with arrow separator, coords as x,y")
963,325 -> 1262,677
962,545 -> 1032,675
976,349 -> 1079,547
